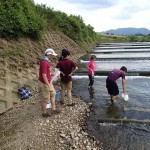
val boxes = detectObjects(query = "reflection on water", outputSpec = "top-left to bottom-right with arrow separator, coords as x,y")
106,103 -> 121,119
88,88 -> 95,99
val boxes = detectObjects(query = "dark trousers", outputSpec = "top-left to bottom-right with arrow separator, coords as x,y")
106,78 -> 119,96
88,75 -> 94,86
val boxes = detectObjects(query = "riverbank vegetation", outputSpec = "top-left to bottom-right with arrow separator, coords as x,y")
1,0 -> 150,51
0,0 -> 100,48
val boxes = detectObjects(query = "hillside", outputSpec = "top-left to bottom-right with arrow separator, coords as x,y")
100,27 -> 150,35
0,30 -> 88,67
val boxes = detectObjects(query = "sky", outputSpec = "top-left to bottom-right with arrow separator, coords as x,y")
34,0 -> 150,32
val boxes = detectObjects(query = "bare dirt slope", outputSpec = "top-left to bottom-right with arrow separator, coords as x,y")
0,30 -> 88,68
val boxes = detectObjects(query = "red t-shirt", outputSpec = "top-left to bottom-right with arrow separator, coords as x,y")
56,59 -> 76,83
38,59 -> 52,84
88,60 -> 95,75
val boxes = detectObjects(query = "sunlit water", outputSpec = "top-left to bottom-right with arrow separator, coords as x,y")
73,42 -> 150,150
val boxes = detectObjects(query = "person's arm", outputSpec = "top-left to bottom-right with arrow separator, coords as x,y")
72,66 -> 78,74
56,63 -> 65,76
56,68 -> 65,76
60,71 -> 65,76
42,74 -> 54,92
68,66 -> 78,76
122,79 -> 126,95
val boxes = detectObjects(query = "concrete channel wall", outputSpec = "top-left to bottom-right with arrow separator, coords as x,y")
0,58 -> 38,114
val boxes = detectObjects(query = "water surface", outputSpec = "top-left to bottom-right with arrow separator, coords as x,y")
73,42 -> 150,150
72,76 -> 150,150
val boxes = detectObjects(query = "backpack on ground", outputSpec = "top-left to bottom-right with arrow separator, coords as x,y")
18,87 -> 32,100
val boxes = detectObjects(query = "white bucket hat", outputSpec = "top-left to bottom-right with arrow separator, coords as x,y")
45,48 -> 57,56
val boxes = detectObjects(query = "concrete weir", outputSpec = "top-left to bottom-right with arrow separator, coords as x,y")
74,70 -> 150,76
98,118 -> 150,124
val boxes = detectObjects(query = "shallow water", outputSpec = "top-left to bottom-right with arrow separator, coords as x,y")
73,76 -> 150,121
72,77 -> 150,150
73,42 -> 150,150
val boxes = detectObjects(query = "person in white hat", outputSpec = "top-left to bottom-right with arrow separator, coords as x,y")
38,48 -> 60,117
44,48 -> 57,56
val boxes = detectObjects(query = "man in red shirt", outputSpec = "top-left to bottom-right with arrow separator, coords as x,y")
56,49 -> 78,106
38,48 -> 60,117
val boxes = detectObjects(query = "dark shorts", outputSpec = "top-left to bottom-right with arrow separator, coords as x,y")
106,78 -> 119,96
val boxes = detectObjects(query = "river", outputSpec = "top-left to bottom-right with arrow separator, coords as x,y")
72,42 -> 150,150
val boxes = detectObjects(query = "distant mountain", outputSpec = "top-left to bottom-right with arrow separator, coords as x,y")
100,27 -> 150,35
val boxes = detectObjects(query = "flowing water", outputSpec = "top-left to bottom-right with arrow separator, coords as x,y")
72,42 -> 150,150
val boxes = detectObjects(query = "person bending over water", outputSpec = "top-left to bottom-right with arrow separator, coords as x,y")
106,66 -> 127,103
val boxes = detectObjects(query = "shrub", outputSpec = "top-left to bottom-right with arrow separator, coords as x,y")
0,0 -> 46,39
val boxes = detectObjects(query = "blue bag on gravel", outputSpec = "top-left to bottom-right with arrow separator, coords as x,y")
18,87 -> 32,100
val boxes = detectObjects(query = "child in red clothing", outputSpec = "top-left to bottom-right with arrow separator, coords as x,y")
87,55 -> 96,89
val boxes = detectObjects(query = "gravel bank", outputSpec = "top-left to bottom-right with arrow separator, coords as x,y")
0,92 -> 103,150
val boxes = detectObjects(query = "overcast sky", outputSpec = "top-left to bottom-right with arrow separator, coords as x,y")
34,0 -> 150,32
